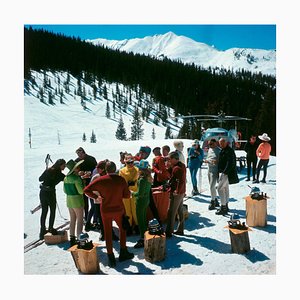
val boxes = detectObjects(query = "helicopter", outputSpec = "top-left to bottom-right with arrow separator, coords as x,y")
175,111 -> 251,154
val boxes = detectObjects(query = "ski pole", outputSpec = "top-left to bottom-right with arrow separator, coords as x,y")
45,154 -> 53,169
56,201 -> 68,220
30,203 -> 42,214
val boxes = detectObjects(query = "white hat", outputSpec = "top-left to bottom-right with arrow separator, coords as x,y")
258,133 -> 271,141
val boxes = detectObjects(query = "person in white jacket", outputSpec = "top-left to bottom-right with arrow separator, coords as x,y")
204,139 -> 221,210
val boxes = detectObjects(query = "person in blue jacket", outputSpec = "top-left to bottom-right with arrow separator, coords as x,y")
187,139 -> 204,195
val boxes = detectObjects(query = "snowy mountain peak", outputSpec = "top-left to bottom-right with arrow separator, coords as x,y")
87,32 -> 275,76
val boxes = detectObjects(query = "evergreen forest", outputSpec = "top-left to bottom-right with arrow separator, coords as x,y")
24,27 -> 276,154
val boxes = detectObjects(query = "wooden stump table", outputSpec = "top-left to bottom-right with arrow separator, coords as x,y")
226,226 -> 252,254
245,196 -> 268,227
144,231 -> 166,263
44,230 -> 68,245
68,243 -> 100,274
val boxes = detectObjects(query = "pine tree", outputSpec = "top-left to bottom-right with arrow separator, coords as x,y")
177,119 -> 190,139
38,87 -> 44,103
115,116 -> 127,140
131,106 -> 144,140
165,125 -> 173,139
153,114 -> 160,125
48,91 -> 54,105
151,128 -> 156,140
82,132 -> 86,142
103,85 -> 108,99
90,130 -> 97,143
106,101 -> 111,119
60,90 -> 64,104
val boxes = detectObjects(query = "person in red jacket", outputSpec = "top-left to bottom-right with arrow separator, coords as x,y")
254,133 -> 272,183
165,151 -> 186,238
152,147 -> 170,187
83,161 -> 134,268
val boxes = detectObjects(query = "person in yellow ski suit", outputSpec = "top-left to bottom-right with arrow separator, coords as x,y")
119,154 -> 139,235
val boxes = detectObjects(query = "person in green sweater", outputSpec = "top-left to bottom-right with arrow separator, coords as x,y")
132,159 -> 153,248
63,159 -> 85,246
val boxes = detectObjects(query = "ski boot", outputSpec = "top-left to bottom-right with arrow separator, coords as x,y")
107,253 -> 116,267
208,198 -> 220,210
119,247 -> 134,262
215,205 -> 228,215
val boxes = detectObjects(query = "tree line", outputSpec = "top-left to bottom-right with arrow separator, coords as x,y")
24,27 -> 276,154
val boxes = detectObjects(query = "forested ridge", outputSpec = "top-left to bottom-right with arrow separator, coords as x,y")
24,27 -> 276,154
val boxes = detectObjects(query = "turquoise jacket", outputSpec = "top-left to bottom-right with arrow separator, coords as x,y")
187,147 -> 204,169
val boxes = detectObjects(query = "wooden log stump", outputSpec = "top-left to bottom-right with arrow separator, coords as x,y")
226,226 -> 252,254
245,196 -> 268,227
68,243 -> 100,274
44,230 -> 68,245
144,231 -> 166,263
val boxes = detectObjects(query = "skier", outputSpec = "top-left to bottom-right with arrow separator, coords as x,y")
187,139 -> 204,195
63,159 -> 85,246
165,151 -> 186,238
254,133 -> 272,183
119,154 -> 139,235
132,160 -> 153,248
84,160 -> 134,268
244,134 -> 260,182
74,147 -> 97,222
216,138 -> 239,215
38,158 -> 66,239
204,139 -> 221,210
152,147 -> 170,187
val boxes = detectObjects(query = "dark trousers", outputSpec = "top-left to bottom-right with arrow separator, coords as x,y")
40,189 -> 56,231
83,194 -> 89,221
87,198 -> 101,224
246,157 -> 257,180
256,159 -> 269,181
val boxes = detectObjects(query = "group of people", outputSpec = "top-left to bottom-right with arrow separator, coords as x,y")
37,132 -> 272,268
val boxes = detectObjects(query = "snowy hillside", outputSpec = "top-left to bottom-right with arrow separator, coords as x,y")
24,70 -> 180,148
87,31 -> 276,76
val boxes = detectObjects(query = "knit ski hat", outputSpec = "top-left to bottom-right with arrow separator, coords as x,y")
137,159 -> 149,170
139,146 -> 151,154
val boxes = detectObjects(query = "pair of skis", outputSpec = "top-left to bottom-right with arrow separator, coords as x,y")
24,221 -> 70,253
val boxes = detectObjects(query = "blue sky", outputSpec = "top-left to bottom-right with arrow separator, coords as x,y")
25,24 -> 276,51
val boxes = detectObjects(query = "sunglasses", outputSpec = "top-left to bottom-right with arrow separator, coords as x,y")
126,161 -> 134,164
